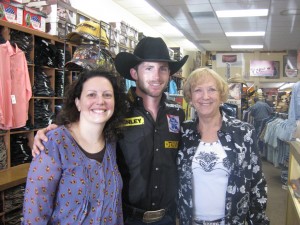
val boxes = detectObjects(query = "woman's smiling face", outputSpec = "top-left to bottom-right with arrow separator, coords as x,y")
190,76 -> 222,118
75,76 -> 115,125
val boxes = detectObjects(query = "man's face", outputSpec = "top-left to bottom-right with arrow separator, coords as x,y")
130,61 -> 170,98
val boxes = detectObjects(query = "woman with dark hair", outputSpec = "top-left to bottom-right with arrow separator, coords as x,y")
22,69 -> 126,224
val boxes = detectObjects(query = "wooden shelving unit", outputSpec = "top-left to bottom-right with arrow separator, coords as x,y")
286,141 -> 300,225
0,19 -> 75,224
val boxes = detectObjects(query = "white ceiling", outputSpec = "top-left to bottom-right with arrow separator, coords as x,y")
112,0 -> 300,52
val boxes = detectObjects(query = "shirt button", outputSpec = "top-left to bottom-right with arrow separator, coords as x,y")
155,168 -> 159,171
154,186 -> 158,189
152,203 -> 155,206
156,148 -> 159,151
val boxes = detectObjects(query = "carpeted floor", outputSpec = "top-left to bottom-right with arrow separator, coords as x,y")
262,160 -> 287,225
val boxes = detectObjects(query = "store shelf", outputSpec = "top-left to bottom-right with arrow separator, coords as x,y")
0,163 -> 30,192
286,141 -> 300,225
290,141 -> 300,164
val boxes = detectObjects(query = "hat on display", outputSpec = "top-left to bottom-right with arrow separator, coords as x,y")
66,21 -> 109,47
228,73 -> 246,84
114,37 -> 189,81
65,44 -> 114,71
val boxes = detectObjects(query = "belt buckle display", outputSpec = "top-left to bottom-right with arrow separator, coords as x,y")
142,209 -> 166,223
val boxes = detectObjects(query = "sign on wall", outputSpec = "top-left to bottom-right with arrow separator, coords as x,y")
250,60 -> 279,77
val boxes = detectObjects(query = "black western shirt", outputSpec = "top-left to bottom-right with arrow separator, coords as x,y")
117,87 -> 185,211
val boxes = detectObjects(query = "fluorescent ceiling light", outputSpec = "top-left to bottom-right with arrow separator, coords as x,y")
226,31 -> 265,36
279,83 -> 294,90
216,9 -> 268,18
231,45 -> 263,49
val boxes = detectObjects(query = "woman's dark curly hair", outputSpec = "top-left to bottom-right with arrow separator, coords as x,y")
56,69 -> 127,142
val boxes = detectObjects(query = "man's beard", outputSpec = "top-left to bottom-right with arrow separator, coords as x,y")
136,79 -> 167,98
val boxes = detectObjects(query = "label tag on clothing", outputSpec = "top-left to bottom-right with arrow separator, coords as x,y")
164,141 -> 178,149
123,116 -> 144,127
11,95 -> 16,104
167,114 -> 180,133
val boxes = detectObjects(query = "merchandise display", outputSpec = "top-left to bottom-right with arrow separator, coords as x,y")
287,141 -> 300,225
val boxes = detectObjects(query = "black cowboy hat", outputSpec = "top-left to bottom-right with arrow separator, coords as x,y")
115,37 -> 188,81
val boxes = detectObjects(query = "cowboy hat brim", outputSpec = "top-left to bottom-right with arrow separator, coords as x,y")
66,32 -> 109,46
115,52 -> 188,81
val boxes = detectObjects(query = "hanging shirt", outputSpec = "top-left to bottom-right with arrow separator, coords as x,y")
0,41 -> 32,129
168,79 -> 178,94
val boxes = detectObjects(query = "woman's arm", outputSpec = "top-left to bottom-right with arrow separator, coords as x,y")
23,136 -> 62,224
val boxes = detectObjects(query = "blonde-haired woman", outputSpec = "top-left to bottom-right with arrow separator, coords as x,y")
177,68 -> 269,225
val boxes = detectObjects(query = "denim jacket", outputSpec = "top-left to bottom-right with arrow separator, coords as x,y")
177,112 -> 270,225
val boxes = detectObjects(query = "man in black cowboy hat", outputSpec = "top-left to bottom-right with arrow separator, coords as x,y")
114,37 -> 188,225
31,36 -> 188,225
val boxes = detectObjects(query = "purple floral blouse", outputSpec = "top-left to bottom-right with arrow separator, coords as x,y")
22,126 -> 123,225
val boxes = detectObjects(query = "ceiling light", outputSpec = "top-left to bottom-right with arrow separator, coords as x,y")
226,31 -> 265,36
231,45 -> 263,49
216,9 -> 268,18
280,9 -> 300,16
278,82 -> 294,90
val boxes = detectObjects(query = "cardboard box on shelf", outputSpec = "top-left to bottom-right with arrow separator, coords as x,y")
25,0 -> 76,25
0,1 -> 23,25
46,20 -> 75,38
11,0 -> 31,3
23,6 -> 46,32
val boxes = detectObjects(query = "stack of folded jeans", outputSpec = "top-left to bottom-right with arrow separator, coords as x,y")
34,38 -> 57,67
0,136 -> 7,170
55,71 -> 65,97
4,184 -> 25,225
10,135 -> 32,167
55,47 -> 72,68
10,30 -> 33,63
33,70 -> 55,97
4,184 -> 25,211
34,99 -> 55,128
5,209 -> 22,225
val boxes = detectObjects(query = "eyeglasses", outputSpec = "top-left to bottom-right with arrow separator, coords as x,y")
192,87 -> 219,96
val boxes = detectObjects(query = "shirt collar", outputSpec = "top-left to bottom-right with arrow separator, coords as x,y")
5,41 -> 20,56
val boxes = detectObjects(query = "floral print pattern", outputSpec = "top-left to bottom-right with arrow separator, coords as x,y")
177,112 -> 270,225
22,126 -> 123,225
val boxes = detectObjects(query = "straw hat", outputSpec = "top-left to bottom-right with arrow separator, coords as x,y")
227,73 -> 246,84
66,21 -> 109,47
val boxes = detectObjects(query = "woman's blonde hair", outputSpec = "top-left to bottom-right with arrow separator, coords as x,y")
183,67 -> 229,103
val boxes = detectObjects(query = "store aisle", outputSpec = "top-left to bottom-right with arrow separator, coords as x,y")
262,160 -> 287,225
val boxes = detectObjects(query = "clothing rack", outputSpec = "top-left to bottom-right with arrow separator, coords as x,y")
272,112 -> 288,119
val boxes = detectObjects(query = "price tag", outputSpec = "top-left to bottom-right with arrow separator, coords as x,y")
11,95 -> 17,104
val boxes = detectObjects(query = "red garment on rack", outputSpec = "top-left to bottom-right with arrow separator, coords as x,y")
0,41 -> 32,129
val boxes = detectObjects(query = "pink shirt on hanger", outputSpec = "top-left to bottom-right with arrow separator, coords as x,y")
0,41 -> 32,129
